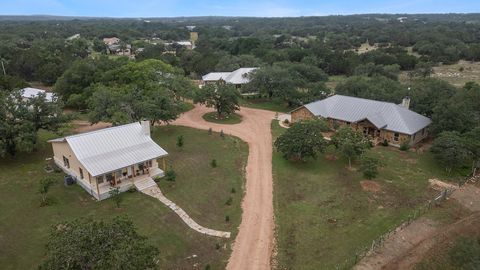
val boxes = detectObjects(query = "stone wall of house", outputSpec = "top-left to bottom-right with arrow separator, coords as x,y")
291,107 -> 315,122
289,107 -> 428,146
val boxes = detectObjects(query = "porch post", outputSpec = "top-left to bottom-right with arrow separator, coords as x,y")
162,157 -> 166,171
96,177 -> 100,197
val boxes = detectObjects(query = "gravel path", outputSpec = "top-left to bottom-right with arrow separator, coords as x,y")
172,105 -> 276,270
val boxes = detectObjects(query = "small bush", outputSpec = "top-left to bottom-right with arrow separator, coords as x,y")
283,119 -> 290,125
215,243 -> 221,250
153,176 -> 162,183
382,139 -> 389,146
208,127 -> 212,135
220,130 -> 225,138
109,187 -> 122,208
225,196 -> 233,206
225,215 -> 230,222
360,155 -> 382,179
231,187 -> 236,193
399,142 -> 410,151
459,66 -> 465,72
165,169 -> 176,182
210,159 -> 217,168
176,135 -> 184,148
205,265 -> 211,270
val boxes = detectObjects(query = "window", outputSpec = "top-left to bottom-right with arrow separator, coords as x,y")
394,133 -> 400,142
146,160 -> 152,167
63,156 -> 70,168
79,168 -> 84,179
97,176 -> 104,184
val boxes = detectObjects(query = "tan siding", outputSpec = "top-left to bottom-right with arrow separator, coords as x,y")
51,142 -> 88,179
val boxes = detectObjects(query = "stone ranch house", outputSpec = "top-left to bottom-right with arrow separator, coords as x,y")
48,121 -> 168,200
291,95 -> 432,147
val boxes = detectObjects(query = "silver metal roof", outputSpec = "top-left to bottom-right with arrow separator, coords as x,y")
202,72 -> 231,81
202,67 -> 257,84
21,87 -> 54,102
303,95 -> 431,135
50,122 -> 168,177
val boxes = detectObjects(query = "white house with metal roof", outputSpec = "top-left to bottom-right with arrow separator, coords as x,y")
291,95 -> 432,147
202,67 -> 258,87
20,87 -> 55,102
48,121 -> 168,200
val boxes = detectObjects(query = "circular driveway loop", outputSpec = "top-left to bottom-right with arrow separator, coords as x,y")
173,105 -> 275,270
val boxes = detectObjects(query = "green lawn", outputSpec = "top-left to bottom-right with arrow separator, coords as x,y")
239,97 -> 290,112
0,126 -> 247,270
202,112 -> 242,124
271,121 -> 463,269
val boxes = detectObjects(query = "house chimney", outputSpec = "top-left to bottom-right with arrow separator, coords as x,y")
140,120 -> 150,136
401,96 -> 411,109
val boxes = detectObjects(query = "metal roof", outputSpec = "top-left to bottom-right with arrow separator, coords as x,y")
21,87 -> 54,102
202,67 -> 257,84
202,72 -> 231,81
50,122 -> 168,177
223,67 -> 257,84
303,95 -> 431,135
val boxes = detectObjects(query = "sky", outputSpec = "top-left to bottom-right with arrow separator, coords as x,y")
2,0 -> 480,18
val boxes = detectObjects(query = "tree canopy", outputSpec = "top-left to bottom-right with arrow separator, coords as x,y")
39,217 -> 158,270
274,119 -> 329,161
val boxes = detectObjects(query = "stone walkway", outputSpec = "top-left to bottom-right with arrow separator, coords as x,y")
140,185 -> 231,238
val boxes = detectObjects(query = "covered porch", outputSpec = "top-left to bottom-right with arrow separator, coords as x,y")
90,157 -> 167,200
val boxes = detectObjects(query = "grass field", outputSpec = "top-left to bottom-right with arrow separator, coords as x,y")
400,60 -> 480,87
202,112 -> 242,124
239,97 -> 290,112
325,75 -> 347,91
0,126 -> 247,270
271,121 -> 463,269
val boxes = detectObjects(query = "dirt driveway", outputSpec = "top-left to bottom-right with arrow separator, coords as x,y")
172,105 -> 276,270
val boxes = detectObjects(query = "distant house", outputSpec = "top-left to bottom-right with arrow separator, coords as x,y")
20,87 -> 54,102
66,34 -> 80,41
48,121 -> 168,200
202,67 -> 258,88
291,95 -> 432,147
103,37 -> 120,45
107,43 -> 132,56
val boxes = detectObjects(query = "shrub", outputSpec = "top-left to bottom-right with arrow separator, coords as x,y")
225,215 -> 230,222
359,155 -> 382,179
220,130 -> 225,138
108,187 -> 122,208
399,142 -> 410,151
210,159 -> 217,168
208,127 -> 212,135
231,187 -> 236,193
39,177 -> 56,206
225,196 -> 233,206
382,139 -> 389,146
176,135 -> 184,148
165,169 -> 176,182
153,176 -> 162,183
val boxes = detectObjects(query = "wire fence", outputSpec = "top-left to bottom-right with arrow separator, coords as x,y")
336,172 -> 478,270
